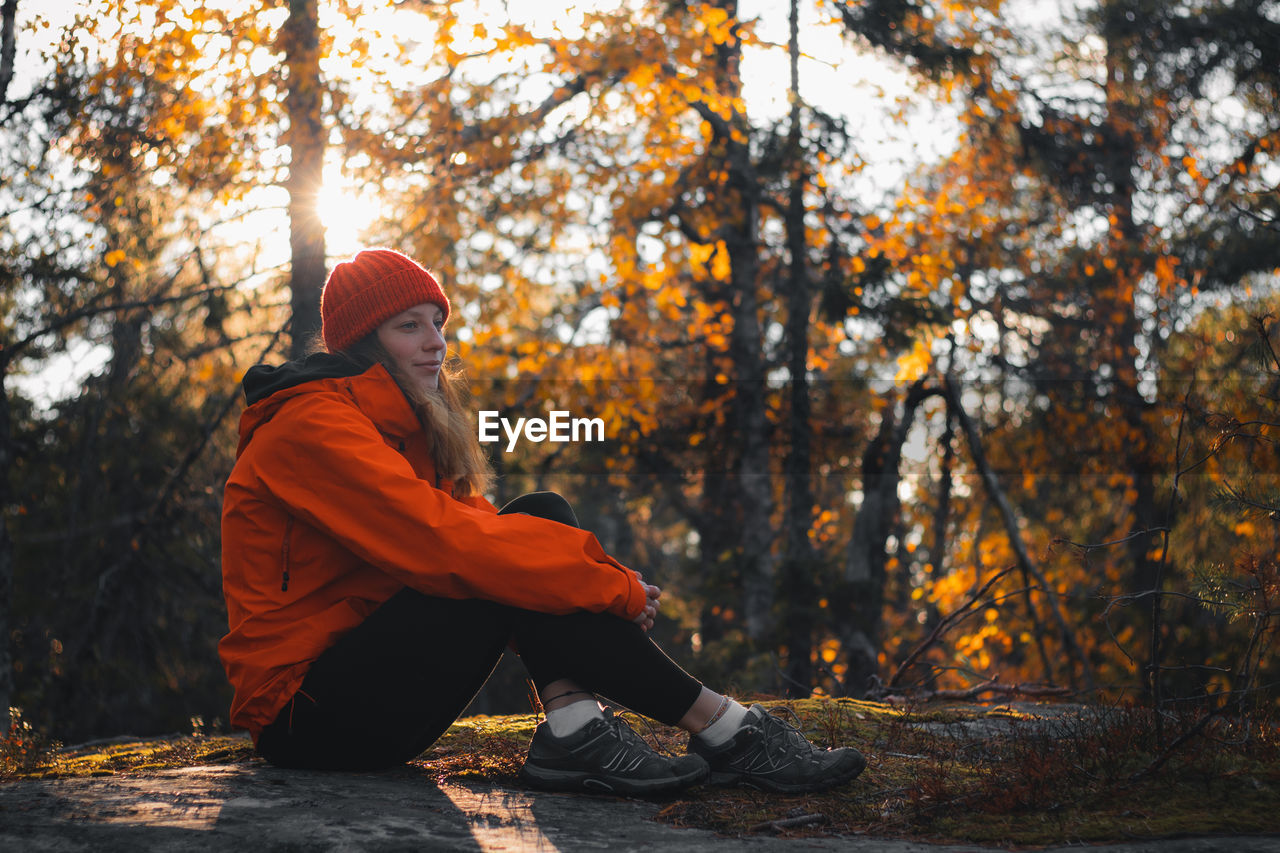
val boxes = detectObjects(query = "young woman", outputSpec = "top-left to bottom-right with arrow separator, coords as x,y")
219,248 -> 865,795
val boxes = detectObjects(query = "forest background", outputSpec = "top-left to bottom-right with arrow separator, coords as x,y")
0,0 -> 1277,746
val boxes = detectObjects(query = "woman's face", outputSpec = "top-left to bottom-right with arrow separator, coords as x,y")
375,302 -> 446,393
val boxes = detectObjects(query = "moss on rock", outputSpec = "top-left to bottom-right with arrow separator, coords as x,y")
5,698 -> 1277,845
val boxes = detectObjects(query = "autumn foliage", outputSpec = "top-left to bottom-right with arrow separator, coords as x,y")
0,0 -> 1276,746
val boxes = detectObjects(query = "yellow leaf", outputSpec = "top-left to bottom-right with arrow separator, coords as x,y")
894,339 -> 932,382
710,244 -> 731,281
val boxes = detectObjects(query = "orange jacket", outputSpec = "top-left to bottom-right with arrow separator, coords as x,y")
219,356 -> 645,737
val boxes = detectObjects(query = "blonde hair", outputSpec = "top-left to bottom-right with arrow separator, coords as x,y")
338,334 -> 495,498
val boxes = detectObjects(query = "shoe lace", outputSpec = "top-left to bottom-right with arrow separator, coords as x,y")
607,707 -> 676,757
756,706 -> 819,766
602,709 -> 652,754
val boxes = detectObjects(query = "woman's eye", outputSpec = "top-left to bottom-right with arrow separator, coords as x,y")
401,321 -> 418,330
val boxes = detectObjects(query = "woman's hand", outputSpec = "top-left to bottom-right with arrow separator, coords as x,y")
632,576 -> 662,632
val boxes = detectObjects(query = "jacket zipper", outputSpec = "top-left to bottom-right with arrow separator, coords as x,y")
280,516 -> 294,591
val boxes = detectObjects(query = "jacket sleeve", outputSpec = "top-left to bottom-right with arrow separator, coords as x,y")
241,390 -> 646,620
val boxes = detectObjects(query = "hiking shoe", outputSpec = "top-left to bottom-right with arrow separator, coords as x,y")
519,712 -> 710,796
688,704 -> 866,793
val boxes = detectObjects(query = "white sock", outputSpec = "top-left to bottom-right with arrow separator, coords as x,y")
694,698 -> 750,747
545,698 -> 604,737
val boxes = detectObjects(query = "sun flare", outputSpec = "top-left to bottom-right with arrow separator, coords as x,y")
316,173 -> 386,258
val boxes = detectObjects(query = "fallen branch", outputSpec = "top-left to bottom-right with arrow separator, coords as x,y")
883,676 -> 1074,703
750,813 -> 827,833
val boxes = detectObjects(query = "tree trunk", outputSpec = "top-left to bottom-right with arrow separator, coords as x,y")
780,0 -> 817,696
839,381 -> 932,696
727,228 -> 774,644
283,0 -> 325,358
0,366 -> 14,722
1102,5 -> 1164,707
0,0 -> 17,108
698,0 -> 774,645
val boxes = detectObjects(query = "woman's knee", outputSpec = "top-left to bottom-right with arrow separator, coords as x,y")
497,491 -> 580,528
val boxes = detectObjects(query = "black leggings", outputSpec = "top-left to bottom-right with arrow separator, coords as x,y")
256,492 -> 704,770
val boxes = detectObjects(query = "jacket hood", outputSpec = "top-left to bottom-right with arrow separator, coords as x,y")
242,353 -> 366,405
234,353 -> 415,459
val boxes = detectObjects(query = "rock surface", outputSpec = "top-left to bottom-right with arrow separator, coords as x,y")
1,761 -> 1277,852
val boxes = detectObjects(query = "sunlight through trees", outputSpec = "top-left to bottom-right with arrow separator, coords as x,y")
0,0 -> 1276,741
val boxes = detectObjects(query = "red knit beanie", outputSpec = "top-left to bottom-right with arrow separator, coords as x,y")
321,248 -> 451,352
